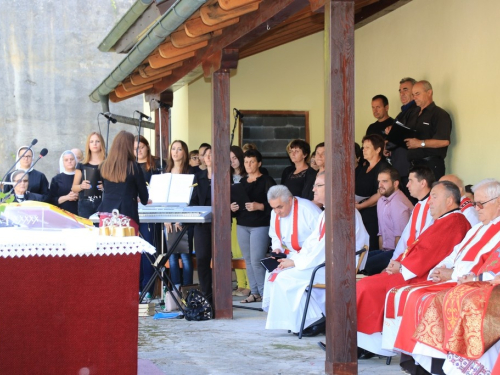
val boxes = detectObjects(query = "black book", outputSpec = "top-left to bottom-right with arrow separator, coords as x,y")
386,120 -> 417,149
230,183 -> 250,211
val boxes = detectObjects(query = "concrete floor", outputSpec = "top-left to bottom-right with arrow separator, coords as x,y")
138,297 -> 402,375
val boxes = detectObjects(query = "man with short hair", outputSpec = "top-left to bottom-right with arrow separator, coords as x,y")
391,165 -> 435,261
264,172 -> 369,336
439,174 -> 479,226
366,95 -> 394,137
363,167 -> 413,275
404,80 -> 452,180
356,181 -> 471,358
386,77 -> 420,200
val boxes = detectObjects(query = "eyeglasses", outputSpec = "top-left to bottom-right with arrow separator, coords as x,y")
473,196 -> 499,209
313,184 -> 325,188
22,155 -> 32,159
14,179 -> 29,184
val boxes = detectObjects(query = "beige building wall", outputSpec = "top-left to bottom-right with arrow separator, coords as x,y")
172,0 -> 500,184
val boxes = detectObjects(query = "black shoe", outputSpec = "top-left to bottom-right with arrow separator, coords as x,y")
358,349 -> 375,360
301,321 -> 326,337
317,341 -> 326,351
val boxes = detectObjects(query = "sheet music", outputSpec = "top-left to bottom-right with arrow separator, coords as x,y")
148,174 -> 172,204
147,173 -> 194,205
168,174 -> 194,204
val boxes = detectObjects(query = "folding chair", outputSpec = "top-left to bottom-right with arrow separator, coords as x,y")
298,246 -> 368,339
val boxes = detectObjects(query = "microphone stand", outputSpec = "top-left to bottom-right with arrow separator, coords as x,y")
136,115 -> 143,162
230,111 -> 240,146
105,116 -> 111,157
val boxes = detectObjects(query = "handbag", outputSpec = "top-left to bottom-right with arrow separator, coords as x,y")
184,290 -> 213,321
166,225 -> 190,254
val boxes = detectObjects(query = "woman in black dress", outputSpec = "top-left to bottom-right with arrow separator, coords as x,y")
72,132 -> 106,219
48,150 -> 79,215
98,131 -> 149,233
134,135 -> 164,298
281,139 -> 317,201
190,145 -> 214,301
355,134 -> 389,250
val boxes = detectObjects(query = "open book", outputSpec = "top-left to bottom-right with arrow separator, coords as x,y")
147,173 -> 195,206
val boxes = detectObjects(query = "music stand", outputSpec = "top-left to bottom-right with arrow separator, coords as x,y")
139,225 -> 189,313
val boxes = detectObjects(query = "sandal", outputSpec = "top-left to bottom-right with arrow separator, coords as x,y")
240,294 -> 262,303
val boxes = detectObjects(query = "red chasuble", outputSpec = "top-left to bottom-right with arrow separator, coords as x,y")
357,212 -> 470,335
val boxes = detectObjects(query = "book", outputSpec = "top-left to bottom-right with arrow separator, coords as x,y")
386,120 -> 417,149
147,173 -> 195,206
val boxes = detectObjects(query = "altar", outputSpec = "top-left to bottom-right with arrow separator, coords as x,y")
0,227 -> 155,375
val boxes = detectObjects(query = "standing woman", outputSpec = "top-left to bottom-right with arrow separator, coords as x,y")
134,135 -> 164,298
49,150 -> 79,215
355,134 -> 389,250
280,139 -> 317,201
165,140 -> 194,289
98,131 -> 149,233
313,142 -> 325,174
72,132 -> 106,219
230,146 -> 250,296
4,146 -> 50,201
190,145 -> 214,301
231,149 -> 276,303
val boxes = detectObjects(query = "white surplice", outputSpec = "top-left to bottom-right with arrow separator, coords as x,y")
264,210 -> 369,333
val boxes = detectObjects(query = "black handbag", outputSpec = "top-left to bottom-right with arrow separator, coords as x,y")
183,290 -> 213,321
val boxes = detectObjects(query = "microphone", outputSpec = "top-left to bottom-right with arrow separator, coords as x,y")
100,112 -> 117,124
135,110 -> 152,121
0,139 -> 38,185
151,99 -> 170,109
1,148 -> 49,203
233,108 -> 244,119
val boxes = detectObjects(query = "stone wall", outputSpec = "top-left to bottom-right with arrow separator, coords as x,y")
0,0 -> 142,183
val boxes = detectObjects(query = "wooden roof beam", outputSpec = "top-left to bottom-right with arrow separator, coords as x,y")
148,0 -> 310,95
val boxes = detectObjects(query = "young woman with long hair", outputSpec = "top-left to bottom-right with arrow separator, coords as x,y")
165,140 -> 194,290
98,131 -> 149,233
72,132 -> 106,219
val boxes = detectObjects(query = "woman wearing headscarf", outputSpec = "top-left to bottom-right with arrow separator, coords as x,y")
4,146 -> 49,201
48,150 -> 79,215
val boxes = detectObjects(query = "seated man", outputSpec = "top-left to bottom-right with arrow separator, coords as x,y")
356,181 -> 471,358
264,172 -> 369,336
384,179 -> 500,373
9,170 -> 44,203
363,167 -> 413,275
440,174 -> 479,226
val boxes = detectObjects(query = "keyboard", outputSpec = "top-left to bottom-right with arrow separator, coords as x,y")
89,206 -> 212,224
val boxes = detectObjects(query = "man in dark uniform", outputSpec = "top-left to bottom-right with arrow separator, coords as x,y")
404,80 -> 452,180
386,77 -> 420,201
366,95 -> 394,137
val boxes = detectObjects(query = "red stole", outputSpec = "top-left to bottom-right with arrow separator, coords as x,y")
319,217 -> 325,241
471,240 -> 500,275
460,196 -> 473,212
460,222 -> 500,262
407,199 -> 430,245
275,197 -> 301,254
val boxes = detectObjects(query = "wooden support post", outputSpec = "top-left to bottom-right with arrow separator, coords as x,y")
154,90 -> 173,162
324,1 -> 357,374
211,69 -> 233,319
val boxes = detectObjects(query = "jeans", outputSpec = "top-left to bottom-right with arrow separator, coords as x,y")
236,225 -> 270,296
139,223 -> 157,293
169,253 -> 193,286
78,198 -> 101,224
363,249 -> 394,275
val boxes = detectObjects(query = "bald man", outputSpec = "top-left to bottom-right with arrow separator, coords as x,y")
440,174 -> 479,226
71,148 -> 83,163
404,80 -> 452,180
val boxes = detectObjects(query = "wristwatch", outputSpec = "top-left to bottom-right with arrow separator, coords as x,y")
420,140 -> 426,147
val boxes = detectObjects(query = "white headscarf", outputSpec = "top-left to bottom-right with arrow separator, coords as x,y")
15,146 -> 34,172
59,150 -> 77,175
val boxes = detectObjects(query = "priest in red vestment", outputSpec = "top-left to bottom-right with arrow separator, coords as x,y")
356,180 -> 471,357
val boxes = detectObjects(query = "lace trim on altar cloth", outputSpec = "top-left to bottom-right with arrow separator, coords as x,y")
446,353 -> 491,375
0,229 -> 155,258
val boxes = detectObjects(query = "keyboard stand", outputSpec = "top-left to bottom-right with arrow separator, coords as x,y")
139,225 -> 189,314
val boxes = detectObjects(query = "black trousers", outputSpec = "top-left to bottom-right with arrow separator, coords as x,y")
363,250 -> 394,275
194,223 -> 212,301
